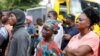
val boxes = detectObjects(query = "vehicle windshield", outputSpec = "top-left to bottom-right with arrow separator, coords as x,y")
59,2 -> 67,17
70,0 -> 82,14
80,0 -> 100,12
70,0 -> 100,14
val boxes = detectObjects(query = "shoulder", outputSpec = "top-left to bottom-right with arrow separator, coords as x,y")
85,31 -> 99,40
30,24 -> 35,27
50,40 -> 60,48
0,27 -> 8,38
38,39 -> 45,46
70,33 -> 79,39
71,26 -> 78,31
14,28 -> 29,38
29,24 -> 36,29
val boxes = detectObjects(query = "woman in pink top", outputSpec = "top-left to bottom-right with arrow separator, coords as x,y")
63,7 -> 100,56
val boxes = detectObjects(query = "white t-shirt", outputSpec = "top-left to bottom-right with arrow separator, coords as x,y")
38,25 -> 43,37
54,23 -> 64,48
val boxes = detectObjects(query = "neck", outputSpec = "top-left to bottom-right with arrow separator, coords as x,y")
79,28 -> 90,37
69,22 -> 74,26
5,22 -> 10,25
44,37 -> 52,42
28,23 -> 31,25
38,24 -> 42,26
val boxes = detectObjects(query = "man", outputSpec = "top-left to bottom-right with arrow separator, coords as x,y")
61,14 -> 79,50
8,9 -> 30,56
36,18 -> 43,38
0,10 -> 10,56
25,16 -> 36,56
1,10 -> 12,38
1,10 -> 12,56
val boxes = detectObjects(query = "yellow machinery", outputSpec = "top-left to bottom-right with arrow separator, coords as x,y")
53,0 -> 100,36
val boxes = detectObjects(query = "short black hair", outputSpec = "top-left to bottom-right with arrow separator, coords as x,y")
48,11 -> 58,18
65,14 -> 75,22
83,7 -> 100,26
1,10 -> 10,24
36,18 -> 43,23
0,11 -> 2,20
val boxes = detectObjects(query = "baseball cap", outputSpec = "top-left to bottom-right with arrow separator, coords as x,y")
65,14 -> 75,21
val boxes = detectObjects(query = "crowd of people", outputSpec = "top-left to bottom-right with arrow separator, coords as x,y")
0,6 -> 99,56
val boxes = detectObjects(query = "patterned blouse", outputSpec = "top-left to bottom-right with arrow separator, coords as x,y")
36,39 -> 64,56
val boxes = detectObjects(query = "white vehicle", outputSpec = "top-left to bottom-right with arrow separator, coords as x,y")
26,6 -> 46,24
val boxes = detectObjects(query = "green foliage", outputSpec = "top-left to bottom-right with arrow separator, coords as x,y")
0,0 -> 41,10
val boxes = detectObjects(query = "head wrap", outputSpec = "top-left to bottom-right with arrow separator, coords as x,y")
44,19 -> 59,31
26,16 -> 33,23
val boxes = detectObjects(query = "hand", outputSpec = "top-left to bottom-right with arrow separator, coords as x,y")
34,33 -> 39,38
63,34 -> 71,40
63,46 -> 74,56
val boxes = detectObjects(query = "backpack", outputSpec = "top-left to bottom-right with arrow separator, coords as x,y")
0,26 -> 9,55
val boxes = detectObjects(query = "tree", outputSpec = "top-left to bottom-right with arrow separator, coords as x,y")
0,0 -> 41,10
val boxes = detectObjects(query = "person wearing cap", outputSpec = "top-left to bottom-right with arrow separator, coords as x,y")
25,16 -> 37,56
61,14 -> 79,50
26,16 -> 36,36
8,9 -> 30,56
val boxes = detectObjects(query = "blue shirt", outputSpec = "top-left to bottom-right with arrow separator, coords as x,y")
0,27 -> 8,45
63,25 -> 79,37
0,27 -> 8,39
27,24 -> 36,35
61,25 -> 79,50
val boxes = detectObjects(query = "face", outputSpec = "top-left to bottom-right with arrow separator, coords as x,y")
75,13 -> 90,30
42,25 -> 53,39
9,13 -> 17,26
63,18 -> 71,25
1,12 -> 9,23
37,20 -> 43,26
48,13 -> 55,19
26,19 -> 30,24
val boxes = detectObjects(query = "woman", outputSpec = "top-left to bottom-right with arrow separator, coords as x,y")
35,20 -> 63,56
47,10 -> 64,49
63,7 -> 100,56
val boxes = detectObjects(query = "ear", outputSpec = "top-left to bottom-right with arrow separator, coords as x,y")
87,21 -> 91,27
